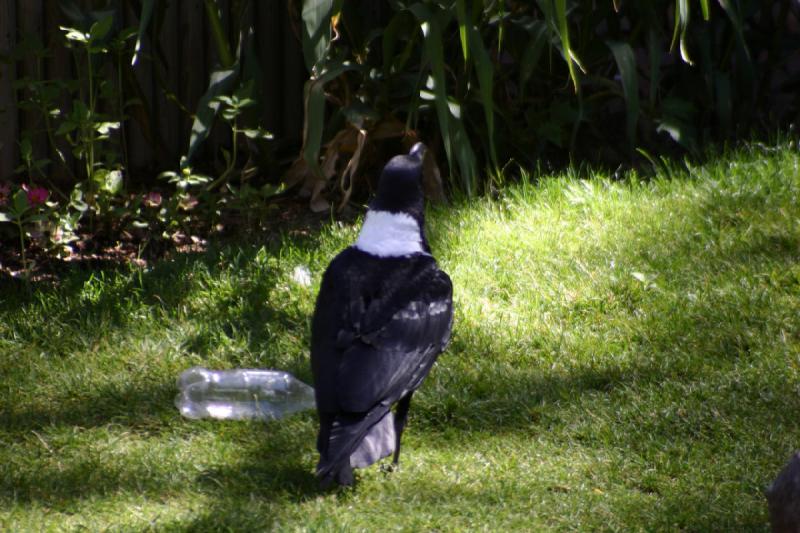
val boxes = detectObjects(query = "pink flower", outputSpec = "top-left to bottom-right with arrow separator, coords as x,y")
0,182 -> 10,206
179,194 -> 198,211
144,191 -> 162,208
22,183 -> 49,205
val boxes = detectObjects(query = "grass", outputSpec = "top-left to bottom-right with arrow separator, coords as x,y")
2,142 -> 800,531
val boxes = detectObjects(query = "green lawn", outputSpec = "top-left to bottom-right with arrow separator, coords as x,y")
2,144 -> 799,531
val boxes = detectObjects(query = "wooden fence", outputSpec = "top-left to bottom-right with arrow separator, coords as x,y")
0,0 -> 308,183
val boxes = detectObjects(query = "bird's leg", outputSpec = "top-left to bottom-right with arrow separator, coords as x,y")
392,392 -> 414,466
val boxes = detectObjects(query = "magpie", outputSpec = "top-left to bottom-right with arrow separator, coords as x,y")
310,142 -> 454,487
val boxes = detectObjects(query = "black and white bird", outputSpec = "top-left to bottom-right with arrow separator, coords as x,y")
310,142 -> 453,487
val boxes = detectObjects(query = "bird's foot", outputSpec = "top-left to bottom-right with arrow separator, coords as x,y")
381,462 -> 399,474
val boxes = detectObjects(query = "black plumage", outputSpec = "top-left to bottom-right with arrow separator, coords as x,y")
310,143 -> 453,487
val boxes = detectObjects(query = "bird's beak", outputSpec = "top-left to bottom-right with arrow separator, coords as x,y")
409,142 -> 427,161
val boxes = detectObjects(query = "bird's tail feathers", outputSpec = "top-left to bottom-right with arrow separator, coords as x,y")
317,406 -> 395,485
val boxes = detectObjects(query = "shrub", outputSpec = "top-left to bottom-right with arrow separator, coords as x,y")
297,0 -> 800,199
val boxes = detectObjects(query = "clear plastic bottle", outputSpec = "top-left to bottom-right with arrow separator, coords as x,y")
175,367 -> 316,421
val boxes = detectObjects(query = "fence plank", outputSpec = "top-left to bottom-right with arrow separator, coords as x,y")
44,0 -> 76,186
18,0 -> 48,173
156,0 -> 180,167
281,2 -> 305,145
207,0 -> 231,169
3,0 -> 308,183
125,2 -> 156,176
179,0 -> 206,160
0,0 -> 17,180
256,0 -> 282,136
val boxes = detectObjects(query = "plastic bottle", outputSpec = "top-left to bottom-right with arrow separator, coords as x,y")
175,367 -> 316,421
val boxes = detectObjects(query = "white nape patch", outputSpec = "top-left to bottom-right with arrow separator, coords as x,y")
354,210 -> 427,257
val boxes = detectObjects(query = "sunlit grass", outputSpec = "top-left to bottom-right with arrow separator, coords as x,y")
2,143 -> 799,530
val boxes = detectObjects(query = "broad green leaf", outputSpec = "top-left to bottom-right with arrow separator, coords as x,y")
102,170 -> 123,195
300,0 -> 344,73
13,189 -> 29,215
519,20 -> 548,98
607,40 -> 640,150
95,122 -> 120,135
717,0 -> 754,95
61,26 -> 88,44
409,3 -> 477,194
19,138 -> 33,161
131,0 -> 155,66
408,4 -> 448,152
70,191 -> 88,212
92,168 -> 108,186
670,0 -> 693,65
88,14 -> 114,44
700,0 -> 710,21
718,0 -> 749,58
554,0 -> 580,92
700,0 -> 711,20
301,61 -> 360,179
242,128 -> 273,140
203,0 -> 234,68
456,0 -> 469,64
382,11 -> 409,75
55,120 -> 77,136
466,23 -> 497,171
58,0 -> 88,26
657,115 -> 697,154
453,4 -> 496,171
186,65 -> 240,163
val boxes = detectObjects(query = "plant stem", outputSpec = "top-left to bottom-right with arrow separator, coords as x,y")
231,118 -> 238,180
16,219 -> 28,285
87,46 -> 96,181
118,48 -> 130,185
204,0 -> 235,68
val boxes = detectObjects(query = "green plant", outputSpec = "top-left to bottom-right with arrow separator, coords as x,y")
7,34 -> 74,191
296,0 -> 800,200
206,87 -> 273,192
185,0 -> 273,171
0,185 -> 50,281
58,17 -> 125,191
15,138 -> 52,187
153,162 -> 211,238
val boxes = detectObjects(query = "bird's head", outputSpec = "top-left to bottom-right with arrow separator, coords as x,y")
369,142 -> 427,221
354,143 -> 431,257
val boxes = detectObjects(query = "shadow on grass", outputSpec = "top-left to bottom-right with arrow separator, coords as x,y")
1,379 -> 178,432
0,230 -> 329,373
1,416 -> 322,509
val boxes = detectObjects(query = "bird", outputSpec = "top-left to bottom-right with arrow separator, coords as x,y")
310,142 -> 454,487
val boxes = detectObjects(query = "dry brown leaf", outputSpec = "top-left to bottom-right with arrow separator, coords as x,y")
372,117 -> 409,140
421,146 -> 447,203
284,157 -> 312,190
309,179 -> 330,213
338,127 -> 368,210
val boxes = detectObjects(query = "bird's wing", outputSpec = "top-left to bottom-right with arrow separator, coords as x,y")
334,265 -> 452,413
311,253 -> 453,414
